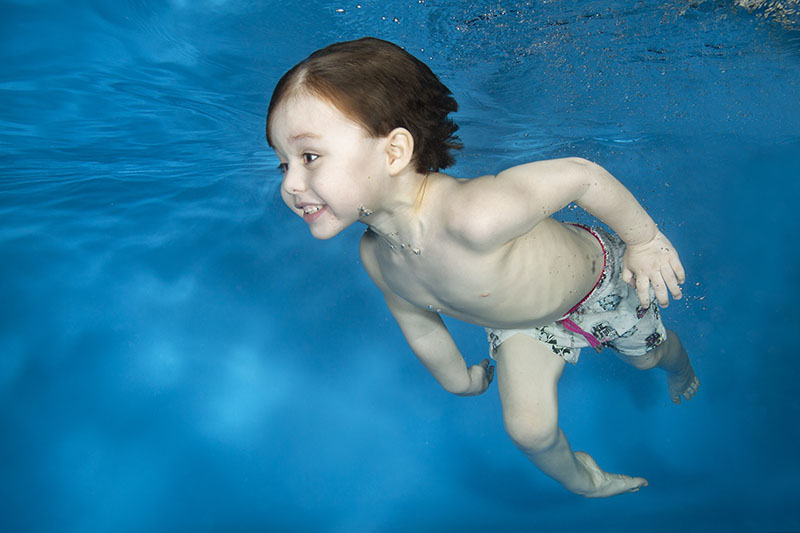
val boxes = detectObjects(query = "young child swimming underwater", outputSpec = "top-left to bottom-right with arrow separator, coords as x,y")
266,37 -> 700,498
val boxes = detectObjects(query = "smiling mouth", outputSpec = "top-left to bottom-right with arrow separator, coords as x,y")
302,205 -> 324,215
298,204 -> 327,222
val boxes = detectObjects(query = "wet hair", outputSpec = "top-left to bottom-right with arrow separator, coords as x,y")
266,37 -> 462,174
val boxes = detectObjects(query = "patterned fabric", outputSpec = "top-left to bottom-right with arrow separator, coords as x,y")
485,226 -> 666,365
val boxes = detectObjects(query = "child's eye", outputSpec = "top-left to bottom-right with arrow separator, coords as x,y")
277,162 -> 288,174
303,153 -> 319,165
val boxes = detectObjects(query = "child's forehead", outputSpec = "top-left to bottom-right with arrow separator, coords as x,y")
274,91 -> 367,138
284,89 -> 327,107
281,90 -> 345,119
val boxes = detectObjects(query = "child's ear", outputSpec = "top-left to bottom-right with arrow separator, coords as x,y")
384,127 -> 414,175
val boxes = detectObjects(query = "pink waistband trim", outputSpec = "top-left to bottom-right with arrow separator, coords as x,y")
560,317 -> 604,349
557,224 -> 607,350
561,224 -> 607,317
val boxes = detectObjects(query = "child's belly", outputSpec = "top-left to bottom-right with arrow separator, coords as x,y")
384,219 -> 606,328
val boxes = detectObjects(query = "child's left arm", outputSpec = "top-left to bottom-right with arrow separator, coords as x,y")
565,159 -> 685,308
461,157 -> 685,307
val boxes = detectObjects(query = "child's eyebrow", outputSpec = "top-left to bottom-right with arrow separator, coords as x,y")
291,132 -> 320,142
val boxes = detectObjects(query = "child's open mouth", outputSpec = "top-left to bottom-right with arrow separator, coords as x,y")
302,204 -> 327,222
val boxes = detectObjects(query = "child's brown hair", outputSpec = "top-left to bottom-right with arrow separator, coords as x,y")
266,37 -> 462,174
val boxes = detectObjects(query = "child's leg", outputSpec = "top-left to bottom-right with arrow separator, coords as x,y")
614,329 -> 700,404
495,333 -> 648,497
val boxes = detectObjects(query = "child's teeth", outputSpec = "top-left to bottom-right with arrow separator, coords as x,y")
304,205 -> 322,214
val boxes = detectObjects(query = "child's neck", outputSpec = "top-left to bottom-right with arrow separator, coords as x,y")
364,171 -> 440,256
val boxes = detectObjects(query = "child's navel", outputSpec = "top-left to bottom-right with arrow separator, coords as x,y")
480,292 -> 490,297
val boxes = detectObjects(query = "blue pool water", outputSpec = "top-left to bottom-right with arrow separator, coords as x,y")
2,1 -> 800,531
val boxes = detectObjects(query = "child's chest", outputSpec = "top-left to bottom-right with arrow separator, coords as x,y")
375,242 -> 523,320
372,224 -> 603,326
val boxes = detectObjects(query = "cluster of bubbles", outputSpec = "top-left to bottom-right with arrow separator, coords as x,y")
735,0 -> 800,26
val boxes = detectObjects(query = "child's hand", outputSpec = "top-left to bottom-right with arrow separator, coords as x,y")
621,229 -> 685,308
456,359 -> 495,397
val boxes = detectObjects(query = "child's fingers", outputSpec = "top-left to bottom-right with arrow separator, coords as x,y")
670,256 -> 686,284
661,266 -> 683,300
621,267 -> 635,287
478,358 -> 495,386
636,276 -> 652,308
650,274 -> 670,308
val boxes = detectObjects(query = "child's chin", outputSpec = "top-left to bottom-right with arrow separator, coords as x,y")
308,225 -> 342,240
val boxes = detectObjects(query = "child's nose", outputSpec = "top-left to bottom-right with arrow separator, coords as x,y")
281,167 -> 306,195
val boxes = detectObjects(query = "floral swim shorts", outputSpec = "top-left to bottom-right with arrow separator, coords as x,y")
485,226 -> 666,365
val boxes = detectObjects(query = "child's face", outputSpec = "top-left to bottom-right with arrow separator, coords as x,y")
270,92 -> 387,240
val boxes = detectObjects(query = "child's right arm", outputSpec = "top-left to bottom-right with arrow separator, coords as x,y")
359,233 -> 494,396
452,158 -> 685,309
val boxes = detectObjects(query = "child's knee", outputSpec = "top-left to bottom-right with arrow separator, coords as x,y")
503,412 -> 559,452
626,351 -> 660,370
626,331 -> 679,370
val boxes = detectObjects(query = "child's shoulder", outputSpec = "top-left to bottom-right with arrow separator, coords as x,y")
439,159 -> 590,248
435,170 -> 542,251
423,173 -> 495,249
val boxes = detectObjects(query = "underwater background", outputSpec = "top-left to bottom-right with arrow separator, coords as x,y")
2,0 -> 799,531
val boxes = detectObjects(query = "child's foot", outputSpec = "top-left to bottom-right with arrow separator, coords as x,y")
573,451 -> 648,498
667,357 -> 700,404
